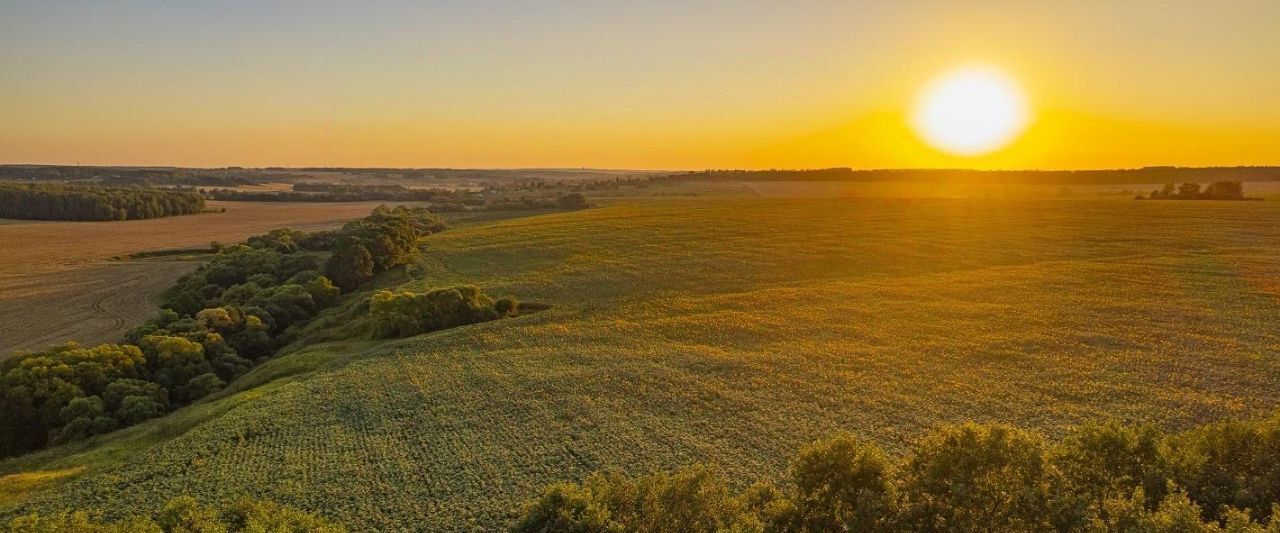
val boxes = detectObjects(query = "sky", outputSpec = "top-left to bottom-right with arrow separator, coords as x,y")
1,0 -> 1278,170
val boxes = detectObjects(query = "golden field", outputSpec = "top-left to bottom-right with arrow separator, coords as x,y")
4,196 -> 1280,529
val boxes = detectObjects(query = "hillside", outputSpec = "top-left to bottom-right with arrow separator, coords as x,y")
0,201 -> 437,357
5,197 -> 1280,530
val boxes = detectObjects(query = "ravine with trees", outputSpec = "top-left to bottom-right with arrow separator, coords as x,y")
0,205 -> 526,458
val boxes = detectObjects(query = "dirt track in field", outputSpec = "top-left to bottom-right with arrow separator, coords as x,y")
0,201 -> 424,356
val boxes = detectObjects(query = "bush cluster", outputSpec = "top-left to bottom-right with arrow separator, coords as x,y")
515,418 -> 1280,532
324,205 -> 446,291
0,182 -> 204,221
483,193 -> 589,212
1138,181 -> 1251,200
3,495 -> 343,532
0,205 -> 445,458
369,286 -> 520,338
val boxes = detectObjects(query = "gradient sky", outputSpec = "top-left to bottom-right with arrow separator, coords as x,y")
2,0 -> 1278,169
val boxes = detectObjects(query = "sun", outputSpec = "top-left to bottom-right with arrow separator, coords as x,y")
911,66 -> 1030,156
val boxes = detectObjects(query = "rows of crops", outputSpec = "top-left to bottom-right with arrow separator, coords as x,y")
5,197 -> 1280,529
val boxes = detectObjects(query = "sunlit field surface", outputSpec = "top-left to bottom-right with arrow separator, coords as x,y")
5,196 -> 1280,529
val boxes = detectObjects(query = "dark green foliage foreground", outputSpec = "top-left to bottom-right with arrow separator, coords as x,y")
0,182 -> 204,221
515,419 -> 1280,532
3,495 -> 342,532
0,205 -> 463,457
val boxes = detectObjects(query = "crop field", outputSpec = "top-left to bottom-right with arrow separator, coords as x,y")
0,200 -> 429,356
738,179 -> 1280,200
5,196 -> 1280,529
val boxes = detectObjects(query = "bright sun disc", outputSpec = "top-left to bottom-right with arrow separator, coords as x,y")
911,66 -> 1030,156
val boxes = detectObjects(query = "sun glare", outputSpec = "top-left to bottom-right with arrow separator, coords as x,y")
911,66 -> 1030,156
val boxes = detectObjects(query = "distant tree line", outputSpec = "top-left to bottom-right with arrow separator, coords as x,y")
292,182 -> 412,194
4,495 -> 343,532
9,163 -> 1280,189
482,176 -> 667,194
204,185 -> 441,202
516,417 -> 1280,532
204,185 -> 591,213
480,193 -> 590,212
1137,181 -> 1256,201
0,183 -> 204,221
0,165 -> 268,187
670,167 -> 1280,186
0,205 -> 452,458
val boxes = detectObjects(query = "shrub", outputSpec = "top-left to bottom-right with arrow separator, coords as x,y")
3,496 -> 345,532
368,286 -> 520,339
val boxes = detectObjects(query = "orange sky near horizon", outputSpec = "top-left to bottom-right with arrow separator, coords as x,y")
2,1 -> 1278,170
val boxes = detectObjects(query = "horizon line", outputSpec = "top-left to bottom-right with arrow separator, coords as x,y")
4,163 -> 1280,174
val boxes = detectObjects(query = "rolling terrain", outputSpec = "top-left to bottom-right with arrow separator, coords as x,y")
0,201 -> 430,356
5,196 -> 1280,530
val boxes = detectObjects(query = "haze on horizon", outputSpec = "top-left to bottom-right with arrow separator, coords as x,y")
2,0 -> 1278,171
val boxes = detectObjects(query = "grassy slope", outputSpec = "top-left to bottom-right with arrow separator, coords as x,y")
5,197 -> 1280,530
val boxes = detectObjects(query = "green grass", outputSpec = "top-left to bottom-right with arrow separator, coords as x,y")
5,196 -> 1280,530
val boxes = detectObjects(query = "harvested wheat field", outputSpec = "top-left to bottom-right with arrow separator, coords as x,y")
0,201 -> 426,356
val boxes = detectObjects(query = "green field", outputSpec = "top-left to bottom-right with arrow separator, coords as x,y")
5,196 -> 1280,530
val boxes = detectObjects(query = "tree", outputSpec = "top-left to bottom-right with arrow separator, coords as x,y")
0,343 -> 146,455
898,423 -> 1074,532
1053,421 -> 1166,515
52,395 -> 117,444
325,241 -> 375,292
224,312 -> 275,360
769,433 -> 897,532
510,481 -> 614,533
252,284 -> 318,330
115,395 -> 167,425
103,379 -> 169,412
1162,417 -> 1280,523
180,373 -> 226,402
195,307 -> 237,331
297,272 -> 341,308
1087,489 -> 1257,533
558,193 -> 589,210
513,466 -> 759,533
138,335 -> 214,403
1203,181 -> 1245,199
